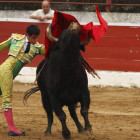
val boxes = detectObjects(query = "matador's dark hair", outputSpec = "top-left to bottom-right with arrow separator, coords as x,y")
26,24 -> 40,37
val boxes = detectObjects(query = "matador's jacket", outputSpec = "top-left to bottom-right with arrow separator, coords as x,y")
0,33 -> 45,111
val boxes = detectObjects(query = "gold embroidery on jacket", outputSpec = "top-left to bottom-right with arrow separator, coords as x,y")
21,38 -> 26,43
0,37 -> 12,51
34,42 -> 42,48
21,57 -> 30,64
18,55 -> 23,60
13,46 -> 21,52
8,51 -> 18,57
30,46 -> 36,56
39,45 -> 45,55
36,48 -> 39,54
17,45 -> 36,64
15,43 -> 24,47
29,51 -> 34,57
12,33 -> 25,40
20,48 -> 24,52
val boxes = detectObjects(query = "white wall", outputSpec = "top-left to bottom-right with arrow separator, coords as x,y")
14,67 -> 140,88
0,10 -> 140,23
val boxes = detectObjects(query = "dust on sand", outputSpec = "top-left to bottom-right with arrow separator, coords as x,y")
0,83 -> 140,140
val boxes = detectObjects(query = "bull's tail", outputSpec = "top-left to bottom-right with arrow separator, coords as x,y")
23,86 -> 40,106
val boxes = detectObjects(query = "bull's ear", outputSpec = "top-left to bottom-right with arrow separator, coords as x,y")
79,45 -> 85,52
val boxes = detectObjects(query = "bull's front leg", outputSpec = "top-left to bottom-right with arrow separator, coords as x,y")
51,94 -> 70,138
80,90 -> 93,134
68,104 -> 84,132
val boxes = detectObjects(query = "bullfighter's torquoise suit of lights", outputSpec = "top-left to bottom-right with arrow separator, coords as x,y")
0,33 -> 45,111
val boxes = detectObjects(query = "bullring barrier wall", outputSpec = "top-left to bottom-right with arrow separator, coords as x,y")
0,17 -> 140,87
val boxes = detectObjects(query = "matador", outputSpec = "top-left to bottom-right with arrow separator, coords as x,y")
0,24 -> 45,136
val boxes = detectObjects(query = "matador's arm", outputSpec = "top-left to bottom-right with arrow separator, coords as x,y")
0,37 -> 12,51
38,45 -> 45,56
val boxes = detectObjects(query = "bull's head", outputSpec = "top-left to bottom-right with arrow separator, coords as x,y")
68,22 -> 80,35
46,22 -> 91,46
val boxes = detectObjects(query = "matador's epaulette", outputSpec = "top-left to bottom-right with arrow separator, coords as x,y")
12,33 -> 25,40
34,42 -> 42,48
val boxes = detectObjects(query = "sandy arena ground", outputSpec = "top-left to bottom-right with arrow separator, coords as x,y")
0,83 -> 140,140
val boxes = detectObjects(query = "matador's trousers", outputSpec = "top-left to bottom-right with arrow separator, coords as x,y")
0,56 -> 24,111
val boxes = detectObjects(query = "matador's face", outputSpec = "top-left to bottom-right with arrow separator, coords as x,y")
27,34 -> 39,45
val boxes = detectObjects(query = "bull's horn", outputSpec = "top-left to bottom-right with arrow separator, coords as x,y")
80,37 -> 91,46
46,23 -> 58,42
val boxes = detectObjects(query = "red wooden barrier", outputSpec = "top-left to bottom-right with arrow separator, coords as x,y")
0,20 -> 140,72
81,25 -> 140,72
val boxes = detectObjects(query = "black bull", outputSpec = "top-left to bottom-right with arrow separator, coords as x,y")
24,22 -> 93,138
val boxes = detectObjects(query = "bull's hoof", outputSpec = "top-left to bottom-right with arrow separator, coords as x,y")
44,130 -> 51,135
85,130 -> 94,135
8,131 -> 27,136
78,126 -> 85,132
44,133 -> 52,136
62,129 -> 70,139
85,125 -> 93,135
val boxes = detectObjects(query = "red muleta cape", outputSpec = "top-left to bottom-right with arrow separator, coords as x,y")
45,5 -> 108,58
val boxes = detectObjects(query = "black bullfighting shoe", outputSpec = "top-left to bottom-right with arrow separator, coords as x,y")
8,131 -> 27,136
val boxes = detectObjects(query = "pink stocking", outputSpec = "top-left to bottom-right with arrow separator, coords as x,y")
3,109 -> 22,134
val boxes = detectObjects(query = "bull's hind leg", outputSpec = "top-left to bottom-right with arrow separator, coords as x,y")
37,59 -> 53,134
41,91 -> 53,134
80,90 -> 93,133
68,104 -> 84,132
51,95 -> 70,138
38,82 -> 53,134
